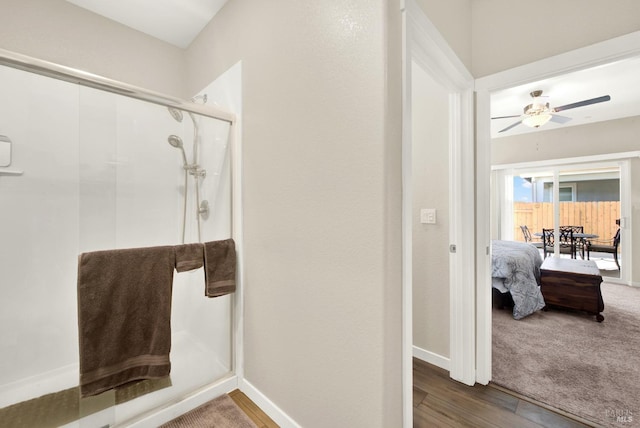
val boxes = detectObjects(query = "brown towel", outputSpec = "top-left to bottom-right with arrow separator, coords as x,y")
77,246 -> 175,397
174,243 -> 204,272
203,239 -> 237,298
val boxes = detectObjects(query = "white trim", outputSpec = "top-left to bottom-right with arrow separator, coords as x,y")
475,89 -> 493,385
412,346 -> 450,371
492,151 -> 640,171
229,62 -> 245,388
475,30 -> 640,386
239,379 -> 301,428
400,5 -> 413,428
475,32 -> 640,93
403,0 -> 476,406
620,159 -> 632,284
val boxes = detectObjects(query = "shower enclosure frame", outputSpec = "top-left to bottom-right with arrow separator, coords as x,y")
0,47 -> 245,427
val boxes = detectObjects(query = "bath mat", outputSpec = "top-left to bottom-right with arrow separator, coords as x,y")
160,393 -> 258,428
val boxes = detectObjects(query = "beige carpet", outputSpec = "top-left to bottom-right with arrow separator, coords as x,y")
492,282 -> 640,427
161,394 -> 257,428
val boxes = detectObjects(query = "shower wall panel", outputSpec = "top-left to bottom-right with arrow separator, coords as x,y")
0,63 -> 234,425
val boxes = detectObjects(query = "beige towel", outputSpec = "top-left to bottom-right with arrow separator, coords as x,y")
77,246 -> 175,397
203,239 -> 237,298
174,243 -> 204,272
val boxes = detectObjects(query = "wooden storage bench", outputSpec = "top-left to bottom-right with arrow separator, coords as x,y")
540,257 -> 604,322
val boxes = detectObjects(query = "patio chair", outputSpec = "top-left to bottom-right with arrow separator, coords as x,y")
542,228 -> 576,258
586,228 -> 621,270
520,225 -> 543,249
560,225 -> 585,259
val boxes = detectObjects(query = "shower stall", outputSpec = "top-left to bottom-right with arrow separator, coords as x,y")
0,49 -> 241,427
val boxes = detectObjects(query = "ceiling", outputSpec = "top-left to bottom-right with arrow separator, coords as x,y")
65,0 -> 228,48
491,55 -> 640,139
64,1 -> 640,136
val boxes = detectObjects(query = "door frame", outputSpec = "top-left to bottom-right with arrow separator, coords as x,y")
402,1 -> 475,425
475,30 -> 640,383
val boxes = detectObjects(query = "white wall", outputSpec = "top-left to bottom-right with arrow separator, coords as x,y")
185,1 -> 403,427
411,62 -> 450,359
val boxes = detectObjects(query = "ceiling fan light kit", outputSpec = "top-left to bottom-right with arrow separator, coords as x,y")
522,91 -> 552,128
522,112 -> 552,128
492,89 -> 611,133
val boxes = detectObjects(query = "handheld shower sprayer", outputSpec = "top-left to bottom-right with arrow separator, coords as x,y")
167,135 -> 188,167
166,94 -> 209,244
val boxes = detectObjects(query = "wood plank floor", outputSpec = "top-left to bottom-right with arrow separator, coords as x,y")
228,359 -> 597,428
413,358 -> 594,428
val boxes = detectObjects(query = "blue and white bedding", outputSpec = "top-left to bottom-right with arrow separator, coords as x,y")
491,240 -> 545,319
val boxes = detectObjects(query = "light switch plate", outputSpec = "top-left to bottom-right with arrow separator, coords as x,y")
0,135 -> 11,167
420,208 -> 436,224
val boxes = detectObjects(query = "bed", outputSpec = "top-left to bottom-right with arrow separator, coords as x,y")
491,240 -> 545,319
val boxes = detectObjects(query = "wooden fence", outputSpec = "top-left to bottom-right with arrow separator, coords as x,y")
514,201 -> 620,242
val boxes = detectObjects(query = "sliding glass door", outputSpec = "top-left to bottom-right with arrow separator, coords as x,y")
496,160 -> 627,282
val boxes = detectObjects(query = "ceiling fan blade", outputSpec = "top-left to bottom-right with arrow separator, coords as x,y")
499,120 -> 522,133
552,95 -> 611,113
491,114 -> 521,120
549,114 -> 572,124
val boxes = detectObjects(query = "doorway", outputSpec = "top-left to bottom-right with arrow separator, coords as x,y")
475,30 -> 640,398
401,1 -> 476,425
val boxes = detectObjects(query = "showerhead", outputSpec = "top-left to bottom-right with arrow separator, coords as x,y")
167,134 -> 183,148
168,107 -> 183,123
168,135 -> 188,166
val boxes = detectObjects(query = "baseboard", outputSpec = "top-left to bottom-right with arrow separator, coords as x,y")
413,346 -> 450,371
239,379 -> 301,428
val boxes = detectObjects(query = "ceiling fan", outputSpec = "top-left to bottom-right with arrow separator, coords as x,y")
492,90 -> 611,133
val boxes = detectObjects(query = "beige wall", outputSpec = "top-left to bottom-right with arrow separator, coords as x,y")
418,0 -> 640,78
492,116 -> 640,165
493,116 -> 640,283
186,1 -> 403,427
1,0 -> 404,426
471,0 -> 640,77
414,0 -> 472,71
3,0 -> 637,424
0,0 -> 185,97
411,62 -> 450,358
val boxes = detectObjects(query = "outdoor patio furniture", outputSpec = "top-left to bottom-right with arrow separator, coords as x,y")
560,226 -> 586,258
542,228 -> 577,258
586,228 -> 621,270
520,225 -> 543,249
